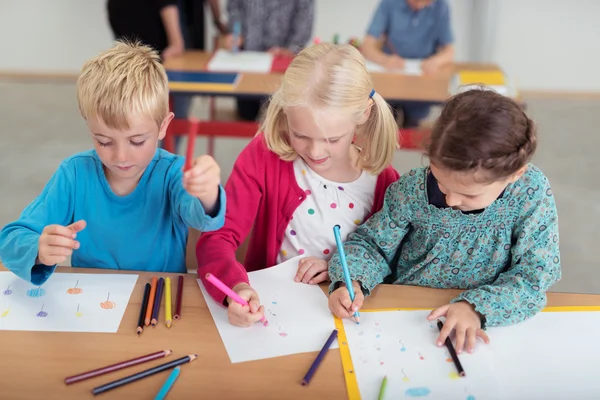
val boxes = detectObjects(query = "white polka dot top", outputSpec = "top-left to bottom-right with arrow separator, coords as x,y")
277,157 -> 377,264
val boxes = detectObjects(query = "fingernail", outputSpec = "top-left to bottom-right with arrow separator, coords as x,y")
437,342 -> 442,347
72,233 -> 77,238
74,242 -> 80,249
294,277 -> 299,282
352,306 -> 357,311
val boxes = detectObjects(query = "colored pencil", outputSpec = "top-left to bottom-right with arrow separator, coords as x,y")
151,277 -> 165,326
377,375 -> 388,400
184,119 -> 198,171
301,329 -> 338,386
333,225 -> 360,324
232,21 -> 241,53
165,277 -> 172,328
205,273 -> 268,325
145,277 -> 158,326
174,275 -> 184,320
64,350 -> 172,385
437,320 -> 466,377
137,283 -> 151,335
92,354 -> 197,395
154,366 -> 181,400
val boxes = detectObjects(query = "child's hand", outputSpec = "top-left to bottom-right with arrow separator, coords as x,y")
295,257 -> 329,284
37,220 -> 87,266
183,155 -> 221,215
227,283 -> 265,327
224,34 -> 243,51
427,301 -> 490,354
328,281 -> 364,320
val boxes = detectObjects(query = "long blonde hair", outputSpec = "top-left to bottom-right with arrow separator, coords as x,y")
260,43 -> 398,175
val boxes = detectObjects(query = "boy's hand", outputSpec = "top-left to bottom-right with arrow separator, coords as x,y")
328,281 -> 364,320
183,155 -> 221,215
37,220 -> 87,266
427,301 -> 490,354
227,283 -> 265,327
295,257 -> 329,284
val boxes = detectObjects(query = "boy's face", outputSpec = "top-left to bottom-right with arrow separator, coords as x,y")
407,0 -> 434,11
87,112 -> 173,183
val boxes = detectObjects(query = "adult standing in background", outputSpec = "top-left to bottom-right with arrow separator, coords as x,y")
360,0 -> 455,128
224,0 -> 315,121
180,0 -> 228,50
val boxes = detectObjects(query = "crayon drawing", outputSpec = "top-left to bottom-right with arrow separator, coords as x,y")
67,280 -> 83,295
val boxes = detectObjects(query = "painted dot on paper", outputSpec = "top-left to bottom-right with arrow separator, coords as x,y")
290,230 -> 296,236
305,189 -> 311,195
298,249 -> 305,255
338,186 -> 344,191
308,209 -> 315,215
301,169 -> 306,175
281,250 -> 288,256
323,249 -> 330,255
354,219 -> 361,225
330,203 -> 337,209
349,203 -> 355,209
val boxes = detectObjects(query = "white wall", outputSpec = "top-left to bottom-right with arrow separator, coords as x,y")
0,0 -> 598,92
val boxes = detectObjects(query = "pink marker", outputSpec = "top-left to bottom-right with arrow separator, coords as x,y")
205,273 -> 268,326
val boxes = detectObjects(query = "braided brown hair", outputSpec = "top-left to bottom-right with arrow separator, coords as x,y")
426,89 -> 537,182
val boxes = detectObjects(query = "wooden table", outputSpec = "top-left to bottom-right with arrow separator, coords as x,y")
4,265 -> 595,399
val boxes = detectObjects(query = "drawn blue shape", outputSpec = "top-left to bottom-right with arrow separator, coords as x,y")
405,387 -> 431,397
272,301 -> 277,304
466,396 -> 476,400
401,347 -> 406,352
27,287 -> 46,297
376,334 -> 380,338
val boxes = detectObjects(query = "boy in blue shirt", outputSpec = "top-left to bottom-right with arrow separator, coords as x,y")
361,0 -> 455,127
0,41 -> 226,285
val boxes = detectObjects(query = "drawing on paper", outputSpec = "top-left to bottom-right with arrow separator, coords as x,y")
67,280 -> 82,295
27,287 -> 46,297
405,387 -> 431,397
1,307 -> 9,318
36,304 -> 48,318
3,285 -> 12,295
100,292 -> 116,309
402,368 -> 411,382
400,339 -> 407,352
418,352 -> 425,360
75,304 -> 83,318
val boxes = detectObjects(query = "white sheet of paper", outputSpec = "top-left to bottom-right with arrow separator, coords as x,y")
198,256 -> 338,363
207,49 -> 274,73
0,272 -> 138,333
365,59 -> 422,75
343,310 -> 502,400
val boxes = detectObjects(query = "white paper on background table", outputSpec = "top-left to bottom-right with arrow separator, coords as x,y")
365,59 -> 422,75
207,49 -> 274,73
342,309 -> 600,400
343,310 -> 502,400
198,255 -> 337,363
0,272 -> 138,333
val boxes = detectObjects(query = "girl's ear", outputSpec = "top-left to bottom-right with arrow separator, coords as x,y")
508,165 -> 528,183
357,99 -> 374,125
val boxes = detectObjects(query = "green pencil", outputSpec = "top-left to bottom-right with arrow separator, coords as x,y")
377,375 -> 388,400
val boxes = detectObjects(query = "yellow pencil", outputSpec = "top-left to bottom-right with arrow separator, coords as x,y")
165,277 -> 172,328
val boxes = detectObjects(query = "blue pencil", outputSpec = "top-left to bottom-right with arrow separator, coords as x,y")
154,366 -> 181,400
232,21 -> 241,53
333,225 -> 360,324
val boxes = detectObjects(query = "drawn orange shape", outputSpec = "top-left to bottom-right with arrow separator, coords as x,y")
67,288 -> 83,295
100,292 -> 116,309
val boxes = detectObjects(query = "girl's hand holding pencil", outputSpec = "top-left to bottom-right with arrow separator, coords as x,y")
226,283 -> 266,327
427,301 -> 490,354
182,155 -> 221,216
328,281 -> 364,322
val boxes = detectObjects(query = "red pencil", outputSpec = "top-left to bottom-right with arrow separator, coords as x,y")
174,275 -> 184,320
184,119 -> 199,171
64,349 -> 172,385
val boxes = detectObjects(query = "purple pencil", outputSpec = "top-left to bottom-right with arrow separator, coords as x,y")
301,329 -> 338,386
151,278 -> 164,326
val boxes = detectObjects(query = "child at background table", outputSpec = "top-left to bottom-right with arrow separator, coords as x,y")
197,43 -> 400,327
328,89 -> 561,354
0,42 -> 225,285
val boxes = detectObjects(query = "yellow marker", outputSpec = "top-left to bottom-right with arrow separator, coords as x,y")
165,277 -> 172,328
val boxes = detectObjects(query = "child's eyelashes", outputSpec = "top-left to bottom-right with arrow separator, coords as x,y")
96,140 -> 111,147
131,141 -> 145,147
95,140 -> 145,147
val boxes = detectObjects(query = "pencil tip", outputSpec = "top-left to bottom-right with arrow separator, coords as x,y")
165,350 -> 172,355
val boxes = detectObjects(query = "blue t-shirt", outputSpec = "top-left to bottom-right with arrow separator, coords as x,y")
0,149 -> 226,285
366,0 -> 454,59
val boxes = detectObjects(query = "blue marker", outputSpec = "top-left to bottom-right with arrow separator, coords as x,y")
232,21 -> 241,53
154,366 -> 181,400
333,225 -> 360,324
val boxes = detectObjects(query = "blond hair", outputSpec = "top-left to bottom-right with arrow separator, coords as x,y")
260,43 -> 398,175
77,41 -> 169,130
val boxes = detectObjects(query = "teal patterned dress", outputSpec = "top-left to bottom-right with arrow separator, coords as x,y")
328,164 -> 561,327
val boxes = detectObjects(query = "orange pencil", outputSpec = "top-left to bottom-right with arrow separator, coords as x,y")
145,277 -> 158,326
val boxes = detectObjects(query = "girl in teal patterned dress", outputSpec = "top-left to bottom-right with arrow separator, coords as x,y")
328,89 -> 561,354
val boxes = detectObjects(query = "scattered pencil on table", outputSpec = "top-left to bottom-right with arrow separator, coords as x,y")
377,375 -> 388,400
165,277 -> 173,328
92,354 -> 197,395
64,349 -> 172,385
333,225 -> 360,324
151,277 -> 165,327
437,319 -> 465,377
154,366 -> 181,400
205,273 -> 268,326
145,276 -> 158,326
301,329 -> 338,386
137,283 -> 151,335
174,275 -> 184,320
